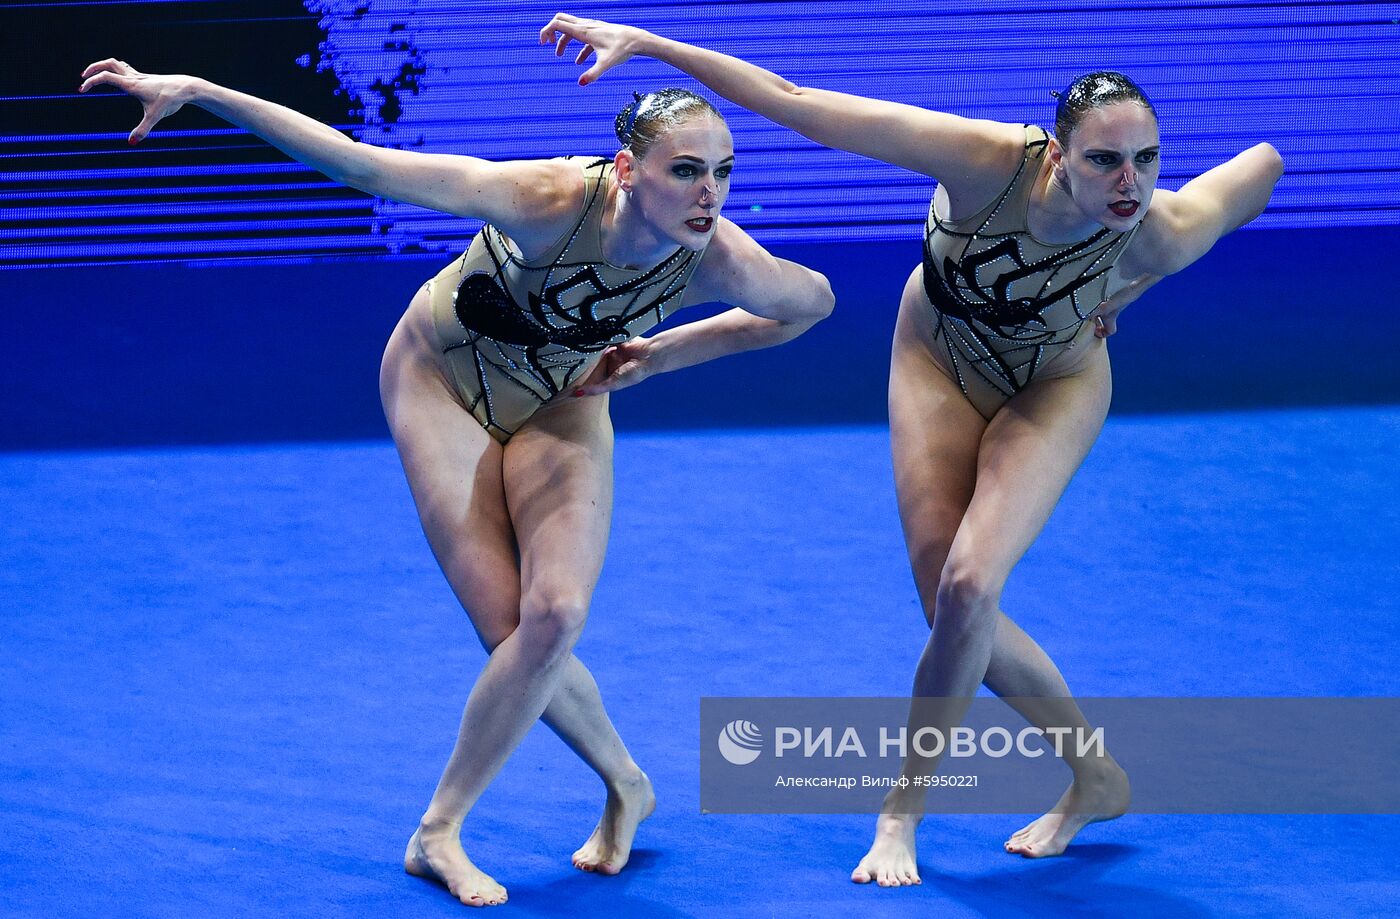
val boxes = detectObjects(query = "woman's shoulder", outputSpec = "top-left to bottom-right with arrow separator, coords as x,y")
512,156 -> 591,208
934,122 -> 1041,223
486,157 -> 594,255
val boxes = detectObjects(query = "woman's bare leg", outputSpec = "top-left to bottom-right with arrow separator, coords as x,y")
953,359 -> 1129,857
382,303 -> 513,907
381,299 -> 643,905
981,614 -> 1126,857
503,404 -> 653,877
402,413 -> 650,876
397,395 -> 651,875
852,302 -> 987,887
855,296 -> 1126,884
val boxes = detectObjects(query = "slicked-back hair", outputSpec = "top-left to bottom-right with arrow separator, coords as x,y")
1053,71 -> 1157,143
615,88 -> 723,157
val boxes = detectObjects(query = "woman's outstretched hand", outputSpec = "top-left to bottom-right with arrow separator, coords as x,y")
540,14 -> 646,86
573,338 -> 660,397
80,59 -> 193,145
1090,272 -> 1163,338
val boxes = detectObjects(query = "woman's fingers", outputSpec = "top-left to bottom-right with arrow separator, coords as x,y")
80,58 -> 126,80
130,111 -> 161,145
80,58 -> 141,89
541,12 -> 580,47
576,369 -> 623,396
572,347 -> 618,395
541,14 -> 627,84
578,50 -> 620,86
1090,305 -> 1119,337
79,69 -> 113,94
78,68 -> 137,95
574,342 -> 653,395
1091,272 -> 1162,337
79,63 -> 175,145
579,59 -> 609,86
584,364 -> 640,395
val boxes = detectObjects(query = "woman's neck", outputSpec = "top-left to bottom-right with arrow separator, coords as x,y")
599,181 -> 674,270
1027,159 -> 1102,245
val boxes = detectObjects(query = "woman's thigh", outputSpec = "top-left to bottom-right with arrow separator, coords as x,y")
380,287 -> 521,649
948,344 -> 1113,591
889,284 -> 991,623
502,392 -> 615,614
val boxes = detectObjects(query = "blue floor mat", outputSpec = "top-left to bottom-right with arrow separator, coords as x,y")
2,408 -> 1397,918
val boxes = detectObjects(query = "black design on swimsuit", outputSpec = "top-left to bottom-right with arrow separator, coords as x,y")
922,134 -> 1133,402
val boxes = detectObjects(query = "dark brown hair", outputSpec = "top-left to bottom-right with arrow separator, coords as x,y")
1053,71 -> 1157,142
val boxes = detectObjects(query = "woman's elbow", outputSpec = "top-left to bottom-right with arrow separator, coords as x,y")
803,273 -> 835,323
1255,142 -> 1284,183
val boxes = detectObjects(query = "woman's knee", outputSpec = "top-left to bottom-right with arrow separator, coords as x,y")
935,557 -> 1003,628
516,589 -> 590,656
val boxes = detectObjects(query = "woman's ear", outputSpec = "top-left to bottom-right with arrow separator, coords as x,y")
614,148 -> 635,192
1048,136 -> 1067,183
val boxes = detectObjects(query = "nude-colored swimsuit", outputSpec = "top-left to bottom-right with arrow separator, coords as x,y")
428,158 -> 704,442
922,125 -> 1139,417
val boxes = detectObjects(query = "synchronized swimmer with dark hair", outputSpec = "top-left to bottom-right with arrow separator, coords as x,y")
918,71 -> 1160,414
1052,71 -> 1157,142
542,10 -> 1282,890
80,48 -> 832,909
921,124 -> 1140,415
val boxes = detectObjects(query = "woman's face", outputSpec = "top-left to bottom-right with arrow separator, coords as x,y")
1058,102 -> 1160,231
626,114 -> 734,250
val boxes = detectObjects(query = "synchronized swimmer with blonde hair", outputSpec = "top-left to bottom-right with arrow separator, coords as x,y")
80,48 -> 832,908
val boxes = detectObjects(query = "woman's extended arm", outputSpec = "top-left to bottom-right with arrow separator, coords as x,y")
574,219 -> 833,396
1123,143 -> 1284,278
540,15 -> 1022,201
1091,143 -> 1281,335
79,59 -> 576,235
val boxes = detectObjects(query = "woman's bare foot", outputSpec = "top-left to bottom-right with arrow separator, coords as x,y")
1004,760 -> 1130,858
572,769 -> 655,875
405,824 -> 508,907
851,811 -> 922,887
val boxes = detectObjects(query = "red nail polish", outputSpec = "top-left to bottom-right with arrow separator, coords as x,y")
573,389 -> 584,397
